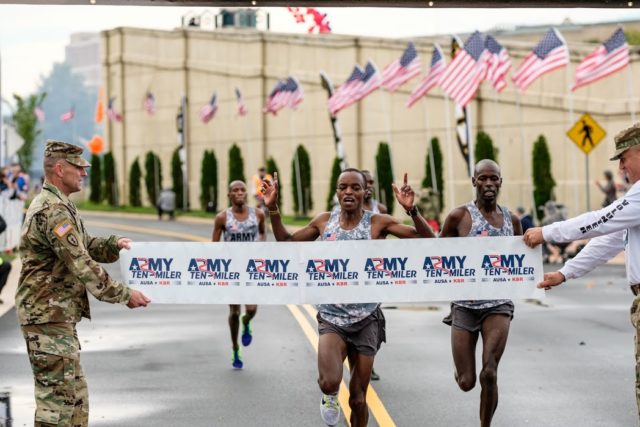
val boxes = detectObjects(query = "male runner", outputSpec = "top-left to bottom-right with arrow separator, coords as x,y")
361,170 -> 387,214
212,180 -> 266,369
439,159 -> 522,427
262,168 -> 434,427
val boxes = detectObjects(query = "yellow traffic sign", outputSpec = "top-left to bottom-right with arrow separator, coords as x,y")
567,113 -> 606,155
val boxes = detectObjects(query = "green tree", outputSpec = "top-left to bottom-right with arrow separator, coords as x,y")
326,157 -> 341,211
291,145 -> 312,216
171,147 -> 184,209
228,144 -> 245,184
375,142 -> 395,215
129,157 -> 142,207
102,152 -> 117,206
532,135 -> 556,221
12,93 -> 46,171
89,153 -> 102,204
144,151 -> 162,206
266,157 -> 281,209
421,137 -> 444,212
475,130 -> 497,162
200,150 -> 218,212
625,29 -> 640,45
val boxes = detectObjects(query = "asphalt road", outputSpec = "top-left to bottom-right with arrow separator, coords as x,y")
0,212 -> 638,426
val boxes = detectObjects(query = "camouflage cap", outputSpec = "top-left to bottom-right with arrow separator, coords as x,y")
44,140 -> 91,167
610,123 -> 640,161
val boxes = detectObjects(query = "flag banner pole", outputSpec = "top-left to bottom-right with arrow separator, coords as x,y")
466,103 -> 475,200
566,65 -> 580,214
423,100 -> 438,194
628,66 -> 637,123
516,91 -> 535,213
289,112 -> 304,217
444,96 -> 456,210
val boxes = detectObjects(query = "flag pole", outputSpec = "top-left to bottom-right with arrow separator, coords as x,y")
423,100 -> 438,194
627,65 -> 637,123
466,103 -> 475,194
289,111 -> 304,217
566,65 -> 581,214
516,91 -> 535,214
444,95 -> 456,210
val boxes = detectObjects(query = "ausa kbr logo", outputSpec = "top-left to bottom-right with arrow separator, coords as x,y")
186,258 -> 240,286
305,258 -> 358,287
245,258 -> 299,287
422,255 -> 476,284
128,257 -> 181,285
364,257 -> 417,286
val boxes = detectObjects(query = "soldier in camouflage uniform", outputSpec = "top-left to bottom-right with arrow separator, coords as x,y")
16,140 -> 151,427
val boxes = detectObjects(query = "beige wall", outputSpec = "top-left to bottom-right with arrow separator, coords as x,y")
102,23 -> 640,219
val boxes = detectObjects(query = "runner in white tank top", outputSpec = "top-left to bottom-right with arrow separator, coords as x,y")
262,168 -> 435,427
439,159 -> 522,427
212,180 -> 266,370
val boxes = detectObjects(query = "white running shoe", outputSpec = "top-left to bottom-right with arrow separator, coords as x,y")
320,394 -> 340,426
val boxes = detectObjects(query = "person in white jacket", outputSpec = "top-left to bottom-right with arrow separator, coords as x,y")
523,122 -> 640,417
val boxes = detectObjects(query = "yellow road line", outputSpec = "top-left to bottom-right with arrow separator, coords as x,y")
86,219 -> 395,426
302,305 -> 396,427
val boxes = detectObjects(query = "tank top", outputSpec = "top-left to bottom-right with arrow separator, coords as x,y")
368,199 -> 380,214
223,207 -> 259,242
454,201 -> 513,310
317,209 -> 379,326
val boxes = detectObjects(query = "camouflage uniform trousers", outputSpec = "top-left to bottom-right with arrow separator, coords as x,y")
21,323 -> 89,427
630,291 -> 640,418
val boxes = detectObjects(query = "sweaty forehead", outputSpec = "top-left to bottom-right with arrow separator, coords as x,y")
475,164 -> 501,177
229,182 -> 246,191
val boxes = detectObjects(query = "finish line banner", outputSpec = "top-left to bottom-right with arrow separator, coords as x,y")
119,237 -> 544,304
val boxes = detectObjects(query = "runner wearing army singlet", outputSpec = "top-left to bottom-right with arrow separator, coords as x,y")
439,159 -> 522,427
212,180 -> 266,369
262,168 -> 434,427
362,170 -> 387,214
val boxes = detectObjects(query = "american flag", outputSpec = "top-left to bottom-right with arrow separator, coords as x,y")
572,28 -> 629,91
199,93 -> 218,124
106,97 -> 123,122
485,35 -> 512,93
381,42 -> 421,92
235,88 -> 248,116
355,61 -> 382,101
511,28 -> 569,92
440,31 -> 489,107
328,65 -> 364,116
33,104 -> 45,123
60,106 -> 75,123
282,77 -> 304,109
407,44 -> 445,108
264,80 -> 287,115
144,91 -> 156,115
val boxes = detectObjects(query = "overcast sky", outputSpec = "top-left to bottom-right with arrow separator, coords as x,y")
0,5 -> 638,101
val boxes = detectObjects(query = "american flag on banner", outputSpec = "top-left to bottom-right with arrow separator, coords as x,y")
235,88 -> 248,116
60,106 -> 75,123
199,93 -> 218,124
355,60 -> 382,101
381,42 -> 421,92
106,97 -> 123,122
144,91 -> 156,115
485,35 -> 512,93
328,65 -> 364,116
511,28 -> 569,92
407,44 -> 445,108
264,80 -> 287,115
33,104 -> 45,123
572,28 -> 629,91
440,31 -> 489,107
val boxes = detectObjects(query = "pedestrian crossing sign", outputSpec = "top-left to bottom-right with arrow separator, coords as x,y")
567,113 -> 606,155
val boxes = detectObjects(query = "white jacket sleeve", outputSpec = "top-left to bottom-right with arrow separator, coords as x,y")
559,231 -> 626,280
542,181 -> 640,243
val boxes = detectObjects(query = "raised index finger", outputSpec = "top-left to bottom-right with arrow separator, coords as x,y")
403,173 -> 408,186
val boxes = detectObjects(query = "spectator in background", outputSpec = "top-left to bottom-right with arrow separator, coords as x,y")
516,207 -> 534,233
9,163 -> 29,201
595,170 -> 618,207
157,188 -> 176,220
